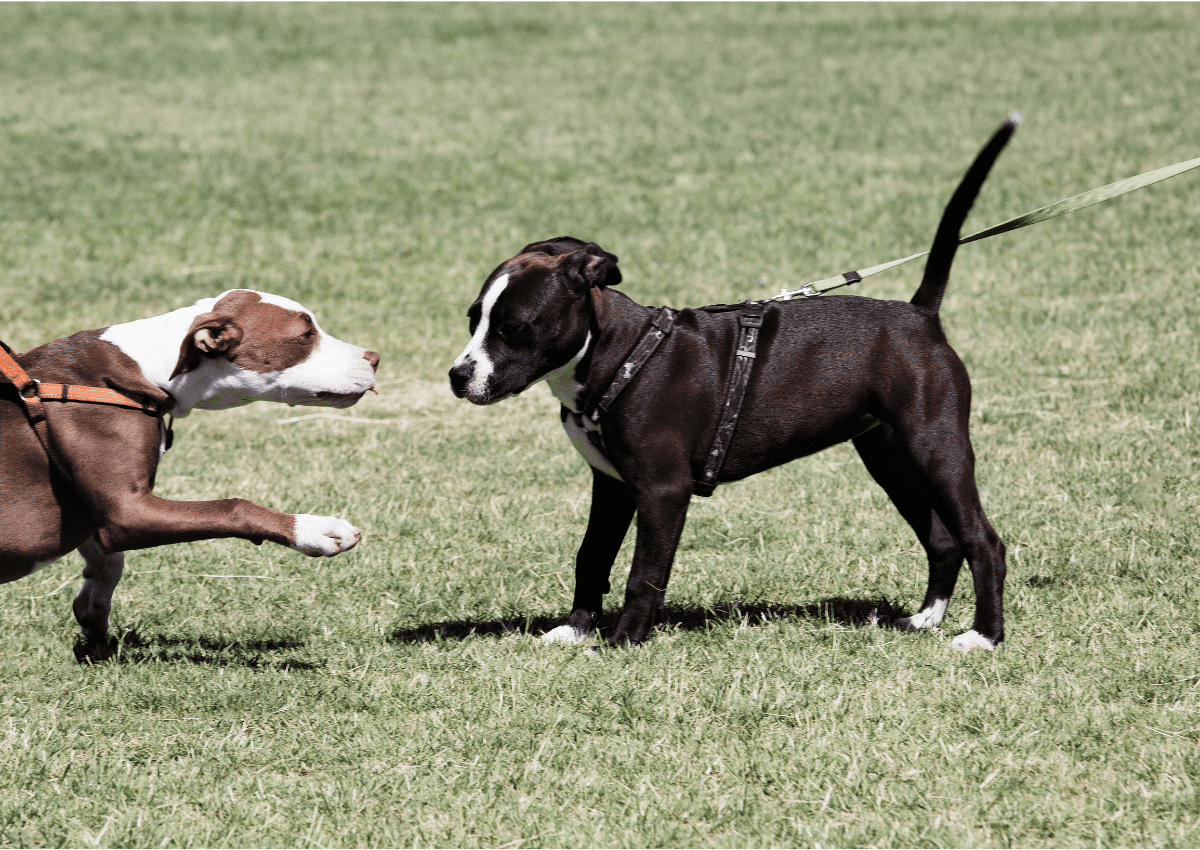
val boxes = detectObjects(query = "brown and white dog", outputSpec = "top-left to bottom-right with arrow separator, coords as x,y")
1,289 -> 379,652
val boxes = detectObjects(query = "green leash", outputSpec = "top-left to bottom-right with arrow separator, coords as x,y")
774,150 -> 1200,300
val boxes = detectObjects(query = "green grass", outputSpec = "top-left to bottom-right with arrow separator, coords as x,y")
3,3 -> 1200,846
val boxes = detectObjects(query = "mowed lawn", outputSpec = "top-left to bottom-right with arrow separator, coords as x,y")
2,3 -> 1200,846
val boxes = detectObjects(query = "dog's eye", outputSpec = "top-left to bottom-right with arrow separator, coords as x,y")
496,321 -> 526,341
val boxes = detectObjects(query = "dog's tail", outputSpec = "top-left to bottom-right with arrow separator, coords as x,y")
910,113 -> 1020,315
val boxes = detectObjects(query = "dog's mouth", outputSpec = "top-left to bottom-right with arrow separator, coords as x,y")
457,389 -> 515,406
288,387 -> 377,408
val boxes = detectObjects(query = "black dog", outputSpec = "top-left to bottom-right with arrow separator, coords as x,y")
450,117 -> 1016,651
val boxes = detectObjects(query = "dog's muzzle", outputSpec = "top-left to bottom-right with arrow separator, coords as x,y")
449,361 -> 496,404
448,361 -> 481,402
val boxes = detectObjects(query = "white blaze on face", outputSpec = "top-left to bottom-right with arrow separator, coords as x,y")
452,273 -> 510,398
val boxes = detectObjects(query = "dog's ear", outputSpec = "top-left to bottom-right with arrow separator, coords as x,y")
567,243 -> 622,291
170,312 -> 244,379
517,237 -> 621,290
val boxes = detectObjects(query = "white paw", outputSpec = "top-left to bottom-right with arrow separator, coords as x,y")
895,599 -> 949,631
290,515 -> 362,556
540,625 -> 590,645
950,629 -> 997,652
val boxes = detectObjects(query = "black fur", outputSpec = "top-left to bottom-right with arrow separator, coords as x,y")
451,117 -> 1018,650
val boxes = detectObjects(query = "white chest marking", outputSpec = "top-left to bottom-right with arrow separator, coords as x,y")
542,332 -> 623,481
543,332 -> 591,413
561,411 -> 623,481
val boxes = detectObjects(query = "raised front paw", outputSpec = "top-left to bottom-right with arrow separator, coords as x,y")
290,515 -> 362,556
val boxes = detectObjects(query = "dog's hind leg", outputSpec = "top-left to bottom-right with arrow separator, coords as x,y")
72,535 -> 125,658
542,470 -> 636,644
853,424 -> 963,632
883,418 -> 1007,651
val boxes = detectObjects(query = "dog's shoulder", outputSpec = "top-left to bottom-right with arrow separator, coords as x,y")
18,329 -> 173,408
18,329 -> 108,376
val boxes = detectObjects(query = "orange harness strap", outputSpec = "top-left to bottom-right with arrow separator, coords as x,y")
1,340 -> 166,483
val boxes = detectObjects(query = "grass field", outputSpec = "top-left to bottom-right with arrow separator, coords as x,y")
2,3 -> 1200,846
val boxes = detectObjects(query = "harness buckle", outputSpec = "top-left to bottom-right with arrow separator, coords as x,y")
739,306 -> 764,329
651,306 -> 677,333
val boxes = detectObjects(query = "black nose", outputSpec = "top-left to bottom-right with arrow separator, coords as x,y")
448,363 -> 470,398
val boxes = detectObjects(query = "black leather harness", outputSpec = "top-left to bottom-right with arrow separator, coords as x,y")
572,300 -> 766,497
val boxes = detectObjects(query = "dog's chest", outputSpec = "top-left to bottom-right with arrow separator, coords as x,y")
544,350 -> 624,482
559,408 -> 623,481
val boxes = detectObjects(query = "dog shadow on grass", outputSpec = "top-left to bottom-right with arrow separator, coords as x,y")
389,597 -> 909,645
75,628 -> 320,670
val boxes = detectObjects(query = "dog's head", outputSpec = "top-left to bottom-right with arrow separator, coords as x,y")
167,290 -> 380,412
449,237 -> 620,405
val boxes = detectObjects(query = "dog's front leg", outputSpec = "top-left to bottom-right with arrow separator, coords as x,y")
91,493 -> 360,557
543,470 -> 636,644
72,535 -> 124,657
607,481 -> 692,647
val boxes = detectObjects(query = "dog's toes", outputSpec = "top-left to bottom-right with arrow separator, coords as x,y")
291,515 -> 362,556
894,599 -> 949,632
540,624 -> 592,645
950,629 -> 998,652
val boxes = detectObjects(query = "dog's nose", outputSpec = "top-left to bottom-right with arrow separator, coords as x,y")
363,350 -> 380,371
448,363 -> 470,398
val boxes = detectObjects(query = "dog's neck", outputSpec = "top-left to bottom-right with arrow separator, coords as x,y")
99,301 -> 221,417
545,287 -> 659,415
100,299 -> 295,418
543,333 -> 592,413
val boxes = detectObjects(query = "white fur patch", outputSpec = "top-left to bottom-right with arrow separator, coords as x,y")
895,597 -> 949,631
950,629 -> 996,652
561,413 -> 624,481
543,332 -> 591,413
452,274 -> 509,399
541,624 -> 591,645
101,298 -> 217,392
290,515 -> 362,557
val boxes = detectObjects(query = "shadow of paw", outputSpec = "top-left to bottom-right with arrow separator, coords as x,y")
73,637 -> 118,663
